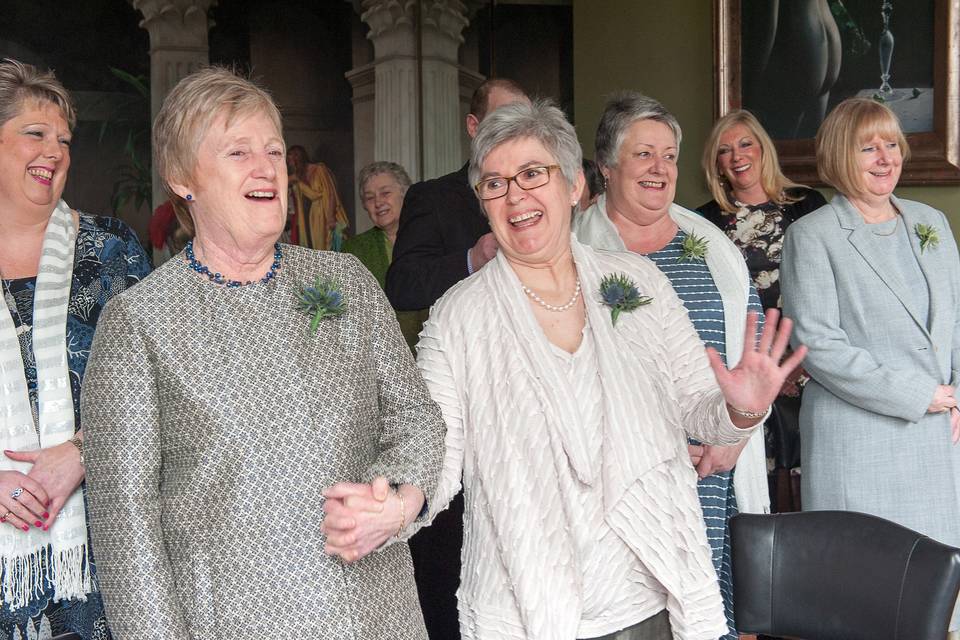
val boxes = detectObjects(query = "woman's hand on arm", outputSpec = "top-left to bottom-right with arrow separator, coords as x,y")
321,476 -> 425,563
4,436 -> 84,528
0,470 -> 50,532
707,309 -> 808,429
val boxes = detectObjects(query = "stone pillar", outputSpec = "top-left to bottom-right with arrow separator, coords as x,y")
132,0 -> 216,209
354,0 -> 475,182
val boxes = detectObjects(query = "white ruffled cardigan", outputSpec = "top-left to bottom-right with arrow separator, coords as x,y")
574,197 -> 770,515
413,238 -> 757,640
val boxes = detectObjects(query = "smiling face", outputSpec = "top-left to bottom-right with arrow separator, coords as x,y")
605,119 -> 678,224
173,109 -> 288,249
716,122 -> 764,199
0,100 -> 71,218
361,172 -> 405,236
480,136 -> 583,267
856,134 -> 902,202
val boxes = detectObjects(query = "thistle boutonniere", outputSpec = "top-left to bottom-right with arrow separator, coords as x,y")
296,277 -> 347,333
678,232 -> 709,262
915,223 -> 940,253
599,273 -> 653,326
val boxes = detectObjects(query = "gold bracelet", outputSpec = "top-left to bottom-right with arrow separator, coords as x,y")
68,434 -> 84,466
395,489 -> 406,538
727,403 -> 768,420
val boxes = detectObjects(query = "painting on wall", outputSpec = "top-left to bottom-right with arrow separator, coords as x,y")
714,0 -> 960,185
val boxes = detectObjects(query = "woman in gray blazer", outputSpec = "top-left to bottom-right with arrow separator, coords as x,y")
80,67 -> 445,640
782,98 -> 960,630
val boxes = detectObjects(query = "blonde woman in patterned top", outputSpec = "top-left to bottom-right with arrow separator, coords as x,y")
320,100 -> 803,640
0,58 -> 150,640
80,67 -> 445,640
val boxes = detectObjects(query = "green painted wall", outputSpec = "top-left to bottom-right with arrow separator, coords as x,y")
572,0 -> 960,221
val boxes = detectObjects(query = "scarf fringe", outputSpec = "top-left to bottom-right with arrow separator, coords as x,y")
0,542 -> 90,611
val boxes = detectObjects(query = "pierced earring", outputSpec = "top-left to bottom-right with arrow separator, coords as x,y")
185,194 -> 193,201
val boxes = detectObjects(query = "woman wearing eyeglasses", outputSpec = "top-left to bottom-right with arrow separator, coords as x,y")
573,92 -> 772,640
323,99 -> 804,640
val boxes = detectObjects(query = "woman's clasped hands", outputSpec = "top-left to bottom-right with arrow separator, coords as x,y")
322,476 -> 425,563
929,384 -> 960,443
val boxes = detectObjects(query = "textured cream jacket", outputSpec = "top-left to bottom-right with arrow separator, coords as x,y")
414,237 -> 757,640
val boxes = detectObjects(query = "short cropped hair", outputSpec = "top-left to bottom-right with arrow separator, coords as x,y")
702,109 -> 805,213
469,78 -> 527,121
153,66 -> 283,233
0,58 -> 76,131
357,161 -> 412,197
469,99 -> 582,200
816,98 -> 910,197
594,91 -> 681,170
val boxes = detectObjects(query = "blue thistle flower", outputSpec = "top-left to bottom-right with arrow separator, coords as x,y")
297,277 -> 347,333
598,273 -> 652,326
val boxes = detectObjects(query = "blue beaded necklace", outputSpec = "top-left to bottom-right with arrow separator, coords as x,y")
185,240 -> 282,288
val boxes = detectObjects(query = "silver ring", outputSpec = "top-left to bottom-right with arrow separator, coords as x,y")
9,487 -> 23,500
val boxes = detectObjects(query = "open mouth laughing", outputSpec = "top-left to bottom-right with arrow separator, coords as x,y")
508,210 -> 543,227
28,166 -> 54,185
245,190 -> 277,200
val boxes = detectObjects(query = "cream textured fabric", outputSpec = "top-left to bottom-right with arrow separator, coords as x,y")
81,245 -> 445,639
414,237 -> 757,640
574,198 -> 770,515
550,329 -> 667,637
0,200 -> 89,608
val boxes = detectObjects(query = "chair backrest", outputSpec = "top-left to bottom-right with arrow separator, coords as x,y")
731,511 -> 960,640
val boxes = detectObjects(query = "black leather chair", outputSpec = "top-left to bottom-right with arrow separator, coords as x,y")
731,511 -> 960,640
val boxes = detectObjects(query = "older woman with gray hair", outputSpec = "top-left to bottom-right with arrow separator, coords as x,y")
325,99 -> 804,639
343,161 -> 425,348
80,67 -> 445,639
573,91 -> 770,639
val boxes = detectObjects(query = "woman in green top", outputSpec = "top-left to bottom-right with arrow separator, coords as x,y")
343,161 -> 426,348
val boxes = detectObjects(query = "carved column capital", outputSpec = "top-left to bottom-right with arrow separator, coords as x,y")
420,0 -> 469,45
130,0 -> 217,48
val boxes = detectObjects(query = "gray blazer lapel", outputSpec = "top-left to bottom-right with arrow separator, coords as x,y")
834,195 -> 930,338
896,196 -> 941,336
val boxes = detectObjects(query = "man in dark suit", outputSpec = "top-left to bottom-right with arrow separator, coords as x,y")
386,78 -> 528,311
386,78 -> 528,640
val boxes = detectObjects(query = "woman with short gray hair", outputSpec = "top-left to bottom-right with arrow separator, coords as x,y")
343,161 -> 424,347
575,91 -> 772,639
322,99 -> 803,639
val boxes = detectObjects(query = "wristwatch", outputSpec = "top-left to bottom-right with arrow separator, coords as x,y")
68,434 -> 84,466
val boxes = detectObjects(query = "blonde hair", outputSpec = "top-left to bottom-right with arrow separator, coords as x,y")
0,58 -> 76,131
702,109 -> 805,213
816,98 -> 910,197
152,66 -> 283,234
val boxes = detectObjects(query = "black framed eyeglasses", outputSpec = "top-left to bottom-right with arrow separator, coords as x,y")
474,165 -> 560,201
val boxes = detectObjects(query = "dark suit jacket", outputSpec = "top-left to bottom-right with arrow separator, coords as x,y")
386,163 -> 489,310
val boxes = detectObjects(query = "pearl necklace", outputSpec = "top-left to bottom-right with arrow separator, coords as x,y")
521,278 -> 582,312
185,240 -> 282,288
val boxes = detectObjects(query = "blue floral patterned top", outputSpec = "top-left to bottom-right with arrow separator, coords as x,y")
0,213 -> 150,640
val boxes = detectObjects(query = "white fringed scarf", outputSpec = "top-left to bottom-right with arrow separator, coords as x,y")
0,200 -> 89,609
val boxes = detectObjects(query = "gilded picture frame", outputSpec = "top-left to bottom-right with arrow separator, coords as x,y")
713,0 -> 960,185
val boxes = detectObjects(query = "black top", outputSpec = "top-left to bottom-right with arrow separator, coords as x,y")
386,163 -> 489,311
697,187 -> 827,310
